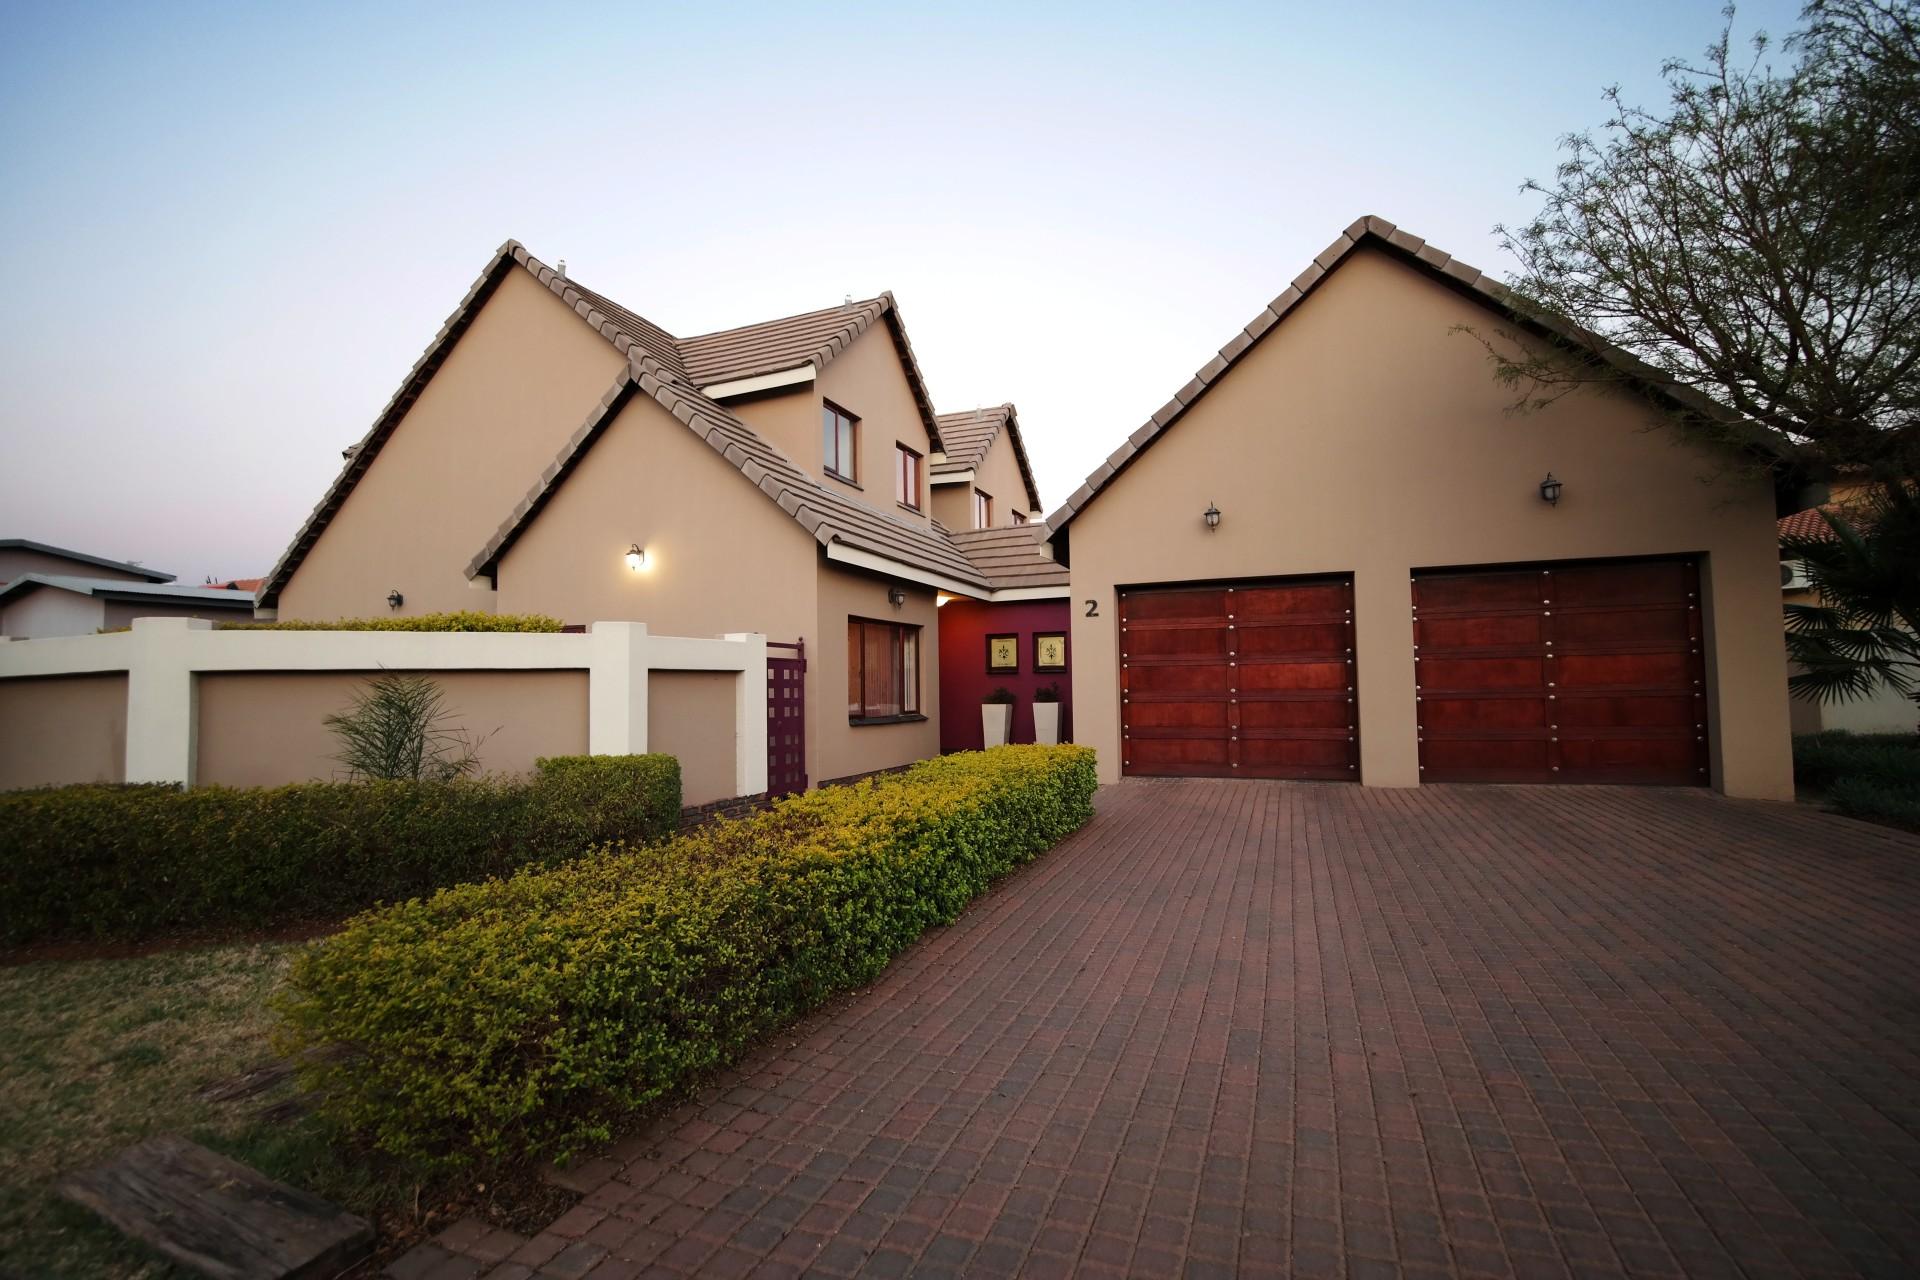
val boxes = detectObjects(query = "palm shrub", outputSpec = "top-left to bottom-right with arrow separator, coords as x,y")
1782,483 -> 1920,724
325,671 -> 486,782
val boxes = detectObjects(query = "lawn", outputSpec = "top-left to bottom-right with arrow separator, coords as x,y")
0,943 -> 358,1278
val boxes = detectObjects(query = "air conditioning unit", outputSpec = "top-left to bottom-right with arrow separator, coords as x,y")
1781,559 -> 1812,591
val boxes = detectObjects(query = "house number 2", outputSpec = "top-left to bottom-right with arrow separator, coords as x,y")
1084,599 -> 1100,618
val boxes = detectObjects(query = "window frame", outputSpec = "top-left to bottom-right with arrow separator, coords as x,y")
973,488 -> 992,528
823,401 -> 859,484
847,616 -> 924,724
1011,510 -> 1028,526
894,443 -> 923,512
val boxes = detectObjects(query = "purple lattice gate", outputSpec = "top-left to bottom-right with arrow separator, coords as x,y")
767,640 -> 807,798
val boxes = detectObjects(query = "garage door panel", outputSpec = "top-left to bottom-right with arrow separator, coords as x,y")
1418,656 -> 1548,690
1240,700 -> 1354,730
1235,584 -> 1349,618
1126,627 -> 1231,658
1555,651 -> 1694,689
1417,614 -> 1544,650
1126,664 -> 1233,696
1237,622 -> 1350,656
1554,693 -> 1700,729
1121,576 -> 1356,781
1414,558 -> 1705,785
1418,695 -> 1550,731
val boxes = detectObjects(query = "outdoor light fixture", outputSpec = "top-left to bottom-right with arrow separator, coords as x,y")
626,543 -> 648,571
1204,502 -> 1222,531
1539,472 -> 1564,506
386,589 -> 404,610
888,585 -> 908,608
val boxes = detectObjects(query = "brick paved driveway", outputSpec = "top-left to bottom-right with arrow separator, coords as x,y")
406,781 -> 1920,1279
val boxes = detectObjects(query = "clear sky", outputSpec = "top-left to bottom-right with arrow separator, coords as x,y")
0,0 -> 1803,582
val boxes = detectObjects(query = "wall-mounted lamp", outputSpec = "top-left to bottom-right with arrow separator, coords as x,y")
386,589 -> 404,610
626,543 -> 649,572
887,585 -> 908,609
1203,502 -> 1222,531
1539,472 -> 1564,507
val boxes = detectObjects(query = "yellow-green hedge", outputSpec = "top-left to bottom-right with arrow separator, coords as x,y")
221,611 -> 563,632
0,755 -> 680,944
275,744 -> 1097,1168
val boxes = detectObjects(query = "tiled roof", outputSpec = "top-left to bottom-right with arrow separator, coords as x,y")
261,245 -> 962,607
949,525 -> 1070,591
204,577 -> 265,592
1045,214 -> 1755,534
932,404 -> 1044,512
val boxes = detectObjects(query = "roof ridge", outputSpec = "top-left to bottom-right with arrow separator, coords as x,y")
678,295 -> 889,343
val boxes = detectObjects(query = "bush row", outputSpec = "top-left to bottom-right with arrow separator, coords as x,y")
1793,730 -> 1920,833
0,754 -> 680,945
221,611 -> 564,632
275,744 -> 1099,1169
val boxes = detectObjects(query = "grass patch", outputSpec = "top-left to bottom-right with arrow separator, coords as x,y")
1793,731 -> 1920,833
0,943 -> 399,1278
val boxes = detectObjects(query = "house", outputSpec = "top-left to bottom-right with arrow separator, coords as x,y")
255,245 -> 1067,804
1044,216 -> 1796,800
1779,478 -> 1916,735
0,541 -> 257,638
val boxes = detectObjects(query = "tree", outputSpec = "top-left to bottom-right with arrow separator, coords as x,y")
1781,482 -> 1920,717
1488,1 -> 1920,482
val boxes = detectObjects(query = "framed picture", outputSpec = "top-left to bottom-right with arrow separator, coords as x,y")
986,633 -> 1019,673
1034,632 -> 1068,673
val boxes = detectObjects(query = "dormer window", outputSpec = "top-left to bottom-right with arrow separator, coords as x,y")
823,402 -> 858,483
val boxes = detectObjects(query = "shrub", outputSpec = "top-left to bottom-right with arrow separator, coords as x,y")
1828,777 -> 1920,833
326,672 -> 485,782
275,744 -> 1098,1169
0,755 -> 680,945
1791,731 -> 1920,792
221,611 -> 564,632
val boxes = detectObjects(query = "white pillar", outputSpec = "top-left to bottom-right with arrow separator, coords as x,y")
723,632 -> 770,797
125,617 -> 208,785
587,621 -> 649,755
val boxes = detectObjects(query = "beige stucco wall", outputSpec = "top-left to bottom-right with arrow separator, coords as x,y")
1,588 -> 105,639
815,564 -> 941,783
277,267 -> 628,621
0,548 -> 157,585
194,669 -> 588,787
1064,246 -> 1795,800
930,482 -> 971,531
0,674 -> 127,789
649,669 -> 739,806
973,431 -> 1037,527
815,324 -> 938,522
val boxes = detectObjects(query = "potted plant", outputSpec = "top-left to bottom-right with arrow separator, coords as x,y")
1032,682 -> 1063,745
982,687 -> 1015,748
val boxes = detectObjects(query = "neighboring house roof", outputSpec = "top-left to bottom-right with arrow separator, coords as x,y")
1045,214 -> 1759,535
204,576 -> 266,592
932,404 -> 1045,513
0,574 -> 258,608
1780,506 -> 1842,541
260,244 -> 956,607
949,526 -> 1071,592
0,539 -> 174,583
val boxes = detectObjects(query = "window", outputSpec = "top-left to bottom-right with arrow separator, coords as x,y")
973,489 -> 992,528
823,402 -> 858,482
1011,510 -> 1028,525
895,444 -> 922,511
848,618 -> 921,721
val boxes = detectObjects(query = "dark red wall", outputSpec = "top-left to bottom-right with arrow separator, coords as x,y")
937,598 -> 1074,753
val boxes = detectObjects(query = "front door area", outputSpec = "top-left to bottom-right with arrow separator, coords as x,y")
1412,557 -> 1708,784
1119,576 -> 1357,780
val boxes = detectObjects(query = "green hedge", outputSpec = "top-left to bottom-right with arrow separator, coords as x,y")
275,744 -> 1098,1169
221,611 -> 564,632
1794,731 -> 1920,832
0,755 -> 680,945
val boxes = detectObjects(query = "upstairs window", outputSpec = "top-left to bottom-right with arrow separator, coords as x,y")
848,618 -> 921,721
895,444 -> 922,511
973,489 -> 992,528
823,402 -> 858,482
1011,510 -> 1028,525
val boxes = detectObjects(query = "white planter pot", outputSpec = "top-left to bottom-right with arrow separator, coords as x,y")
981,702 -> 1013,748
1032,701 -> 1061,746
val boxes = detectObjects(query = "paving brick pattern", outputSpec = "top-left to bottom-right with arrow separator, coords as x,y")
405,781 -> 1920,1278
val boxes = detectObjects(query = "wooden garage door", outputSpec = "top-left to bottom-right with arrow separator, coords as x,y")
1120,577 -> 1357,780
1413,559 -> 1707,784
